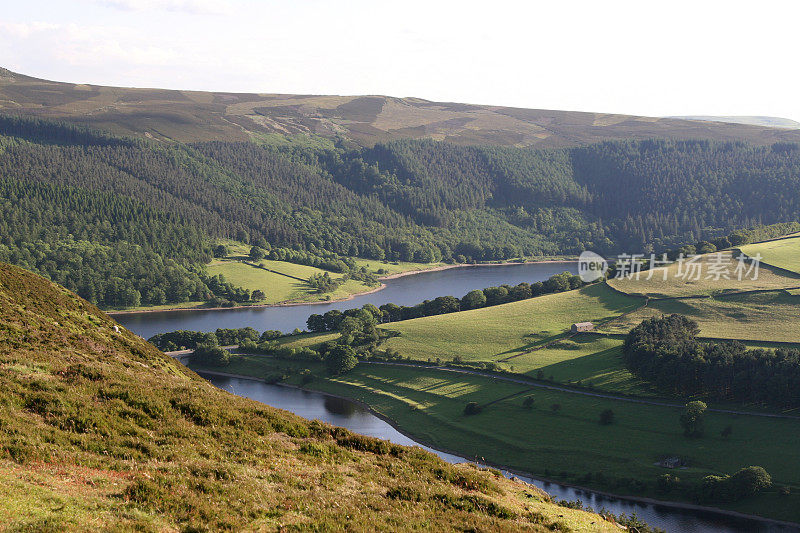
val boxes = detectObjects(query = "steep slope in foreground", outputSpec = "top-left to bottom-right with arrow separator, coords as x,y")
3,67 -> 800,147
0,262 -> 617,531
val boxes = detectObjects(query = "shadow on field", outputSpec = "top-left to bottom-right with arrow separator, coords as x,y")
529,345 -> 651,395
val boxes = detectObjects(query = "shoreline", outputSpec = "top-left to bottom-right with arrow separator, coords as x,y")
194,368 -> 800,530
107,259 -> 577,316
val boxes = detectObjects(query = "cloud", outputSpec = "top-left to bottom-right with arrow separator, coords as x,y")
0,22 -> 60,39
94,0 -> 233,15
0,21 -> 183,74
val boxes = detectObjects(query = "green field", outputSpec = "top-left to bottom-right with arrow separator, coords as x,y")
274,331 -> 340,348
741,235 -> 800,275
106,300 -> 207,313
351,258 -> 446,277
599,290 -> 800,343
608,251 -> 800,298
600,247 -> 800,343
206,259 -> 374,305
381,283 -> 643,370
206,356 -> 800,523
206,242 -> 442,306
521,336 -> 653,395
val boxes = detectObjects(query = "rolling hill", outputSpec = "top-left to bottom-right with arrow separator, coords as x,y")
4,67 -> 800,147
0,259 -> 623,531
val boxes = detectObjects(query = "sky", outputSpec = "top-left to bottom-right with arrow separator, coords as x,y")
1,0 -> 799,120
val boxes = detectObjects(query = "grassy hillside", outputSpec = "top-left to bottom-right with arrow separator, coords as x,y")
4,68 -> 800,147
600,290 -> 800,343
607,251 -> 800,298
206,259 -> 375,305
381,283 -> 643,371
211,357 -> 800,523
203,255 -> 447,307
0,261 -> 619,531
740,234 -> 800,274
600,248 -> 800,343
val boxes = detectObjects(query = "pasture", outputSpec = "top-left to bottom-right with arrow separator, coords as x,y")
608,251 -> 800,298
351,258 -> 445,277
740,234 -> 800,275
599,290 -> 800,343
205,259 -> 373,304
274,331 -> 340,348
381,283 -> 642,368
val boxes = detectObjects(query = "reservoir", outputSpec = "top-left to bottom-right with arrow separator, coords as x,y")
117,262 -> 577,338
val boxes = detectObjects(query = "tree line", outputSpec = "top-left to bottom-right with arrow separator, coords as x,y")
307,271 -> 584,332
623,315 -> 800,408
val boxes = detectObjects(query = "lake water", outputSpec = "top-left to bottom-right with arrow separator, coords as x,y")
204,374 -> 798,533
117,262 -> 577,339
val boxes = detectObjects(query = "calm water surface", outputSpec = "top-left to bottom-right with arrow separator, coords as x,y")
205,375 -> 798,533
118,262 -> 577,338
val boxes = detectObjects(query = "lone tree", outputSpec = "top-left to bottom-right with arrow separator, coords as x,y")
721,425 -> 733,439
731,466 -> 772,498
251,289 -> 266,301
522,396 -> 535,409
550,403 -> 562,414
460,289 -> 487,310
326,345 -> 358,375
192,343 -> 231,367
249,246 -> 266,261
680,401 -> 707,437
599,409 -> 615,425
464,402 -> 482,416
213,244 -> 228,258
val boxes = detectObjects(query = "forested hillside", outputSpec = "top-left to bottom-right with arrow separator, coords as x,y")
3,114 -> 800,309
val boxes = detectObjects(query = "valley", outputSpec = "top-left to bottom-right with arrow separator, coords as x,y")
186,242 -> 800,526
5,1 -> 800,530
4,70 -> 800,531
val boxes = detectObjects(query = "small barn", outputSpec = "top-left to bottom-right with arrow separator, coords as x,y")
571,322 -> 594,333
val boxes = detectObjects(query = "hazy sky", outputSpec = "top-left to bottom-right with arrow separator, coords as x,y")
2,0 -> 798,119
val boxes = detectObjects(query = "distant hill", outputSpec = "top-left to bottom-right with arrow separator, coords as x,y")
671,115 -> 800,129
3,67 -> 800,147
0,259 -> 621,531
